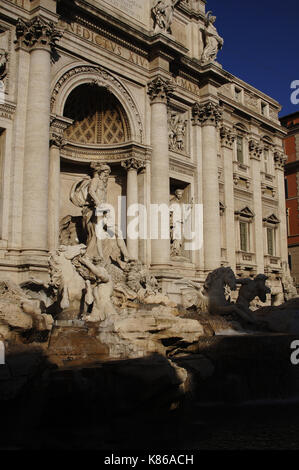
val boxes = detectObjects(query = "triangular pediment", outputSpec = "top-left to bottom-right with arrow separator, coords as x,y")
263,214 -> 280,225
235,206 -> 255,219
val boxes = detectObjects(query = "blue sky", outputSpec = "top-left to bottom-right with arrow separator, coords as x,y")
209,0 -> 299,117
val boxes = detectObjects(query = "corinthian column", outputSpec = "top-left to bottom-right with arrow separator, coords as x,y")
193,101 -> 223,272
220,125 -> 236,271
16,17 -> 62,254
148,76 -> 174,266
121,157 -> 145,260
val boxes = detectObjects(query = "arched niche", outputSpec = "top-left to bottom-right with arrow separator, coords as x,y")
51,64 -> 143,143
63,84 -> 131,146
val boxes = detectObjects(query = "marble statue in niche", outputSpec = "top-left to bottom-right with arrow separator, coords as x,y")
69,162 -> 131,263
169,188 -> 192,258
200,11 -> 223,65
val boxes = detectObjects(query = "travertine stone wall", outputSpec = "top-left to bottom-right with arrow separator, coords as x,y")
0,0 -> 288,292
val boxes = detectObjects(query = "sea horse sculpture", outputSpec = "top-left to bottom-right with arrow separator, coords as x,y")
203,267 -> 256,324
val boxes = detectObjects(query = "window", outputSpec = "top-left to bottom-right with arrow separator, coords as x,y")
267,227 -> 275,256
240,222 -> 249,252
287,208 -> 290,236
289,253 -> 292,271
264,148 -> 269,173
236,135 -> 244,164
285,178 -> 289,199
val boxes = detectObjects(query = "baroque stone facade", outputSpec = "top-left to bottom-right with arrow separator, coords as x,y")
0,0 -> 289,302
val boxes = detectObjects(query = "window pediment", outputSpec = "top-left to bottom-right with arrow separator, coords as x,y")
263,214 -> 280,225
235,206 -> 255,219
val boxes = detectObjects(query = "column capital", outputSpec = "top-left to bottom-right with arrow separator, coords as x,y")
274,151 -> 287,170
249,138 -> 263,161
220,126 -> 236,149
191,101 -> 223,127
121,158 -> 146,172
50,132 -> 66,149
14,17 -> 62,54
147,76 -> 175,104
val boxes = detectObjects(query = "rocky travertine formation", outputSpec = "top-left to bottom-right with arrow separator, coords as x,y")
0,280 -> 53,342
97,305 -> 204,359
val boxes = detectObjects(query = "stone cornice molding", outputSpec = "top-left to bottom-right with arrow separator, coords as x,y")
233,123 -> 250,136
121,158 -> 146,172
147,76 -> 175,104
14,16 -> 63,53
50,115 -> 73,132
220,126 -> 236,149
60,141 -> 151,164
191,101 -> 223,127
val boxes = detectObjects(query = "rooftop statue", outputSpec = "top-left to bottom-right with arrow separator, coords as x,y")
152,0 -> 181,34
200,11 -> 223,65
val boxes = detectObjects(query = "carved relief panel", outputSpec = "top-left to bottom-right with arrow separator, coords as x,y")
168,109 -> 188,155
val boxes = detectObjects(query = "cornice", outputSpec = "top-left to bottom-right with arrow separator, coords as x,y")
179,56 -> 229,88
60,141 -> 151,164
68,0 -> 188,58
218,94 -> 285,135
281,125 -> 299,138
